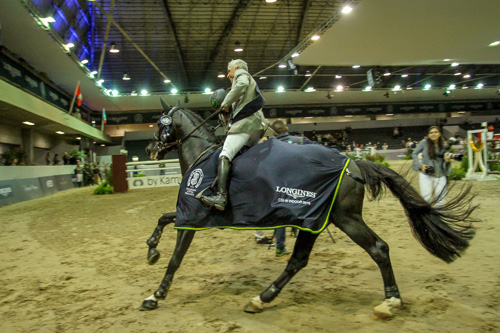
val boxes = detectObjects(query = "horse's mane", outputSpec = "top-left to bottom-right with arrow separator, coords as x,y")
178,108 -> 218,144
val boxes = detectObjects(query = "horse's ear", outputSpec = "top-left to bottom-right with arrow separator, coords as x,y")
160,98 -> 171,113
176,99 -> 181,108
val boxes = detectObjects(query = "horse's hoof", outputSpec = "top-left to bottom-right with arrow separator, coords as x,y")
244,296 -> 264,313
373,297 -> 402,319
147,248 -> 160,265
139,299 -> 158,311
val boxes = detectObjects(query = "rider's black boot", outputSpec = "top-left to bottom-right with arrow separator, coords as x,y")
200,156 -> 231,210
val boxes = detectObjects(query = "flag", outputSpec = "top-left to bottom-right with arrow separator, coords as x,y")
76,84 -> 82,106
101,108 -> 107,132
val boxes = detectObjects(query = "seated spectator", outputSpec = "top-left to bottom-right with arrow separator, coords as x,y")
382,143 -> 389,150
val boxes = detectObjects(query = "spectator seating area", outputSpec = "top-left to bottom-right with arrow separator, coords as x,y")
303,126 -> 431,150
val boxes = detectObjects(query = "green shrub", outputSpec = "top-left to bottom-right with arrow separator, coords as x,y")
133,173 -> 146,177
375,160 -> 391,168
374,153 -> 386,162
93,181 -> 114,195
449,166 -> 466,180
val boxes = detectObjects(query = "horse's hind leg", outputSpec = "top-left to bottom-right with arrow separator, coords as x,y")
331,174 -> 402,318
244,230 -> 320,313
146,212 -> 176,265
140,229 -> 195,311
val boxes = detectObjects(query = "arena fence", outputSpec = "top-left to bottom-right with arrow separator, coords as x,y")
465,123 -> 500,181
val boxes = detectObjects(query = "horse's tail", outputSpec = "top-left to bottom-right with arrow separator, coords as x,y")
355,160 -> 478,263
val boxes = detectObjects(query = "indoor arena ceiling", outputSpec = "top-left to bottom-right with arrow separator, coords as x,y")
0,0 -> 499,112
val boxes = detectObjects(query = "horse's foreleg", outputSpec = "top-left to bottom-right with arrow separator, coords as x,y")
146,213 -> 176,265
140,229 -> 195,311
244,230 -> 319,313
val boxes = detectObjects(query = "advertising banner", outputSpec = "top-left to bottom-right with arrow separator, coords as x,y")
128,174 -> 183,189
54,175 -> 74,191
39,176 -> 58,196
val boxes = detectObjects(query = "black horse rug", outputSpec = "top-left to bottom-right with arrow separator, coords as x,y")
174,138 -> 350,233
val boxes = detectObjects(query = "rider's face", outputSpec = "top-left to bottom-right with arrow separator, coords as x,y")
227,65 -> 238,83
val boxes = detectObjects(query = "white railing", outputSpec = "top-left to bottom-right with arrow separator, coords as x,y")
126,159 -> 183,189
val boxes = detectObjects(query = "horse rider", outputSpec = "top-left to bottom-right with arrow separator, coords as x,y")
199,59 -> 270,210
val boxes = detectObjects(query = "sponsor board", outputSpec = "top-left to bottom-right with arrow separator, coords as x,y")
127,174 -> 183,189
0,185 -> 14,199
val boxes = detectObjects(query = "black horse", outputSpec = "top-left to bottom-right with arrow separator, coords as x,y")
141,99 -> 477,318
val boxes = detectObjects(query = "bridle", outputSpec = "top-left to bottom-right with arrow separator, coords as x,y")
155,107 -> 223,156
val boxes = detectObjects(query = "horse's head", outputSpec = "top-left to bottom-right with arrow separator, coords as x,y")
146,98 -> 181,160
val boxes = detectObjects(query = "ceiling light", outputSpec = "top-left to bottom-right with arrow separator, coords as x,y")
305,71 -> 312,77
424,84 -> 432,90
443,58 -> 451,61
393,85 -> 401,91
406,86 -> 413,90
131,91 -> 138,96
90,70 -> 98,75
218,73 -> 225,78
149,124 -> 154,128
164,79 -> 171,83
311,35 -> 320,41
489,41 -> 500,47
112,90 -> 119,96
23,121 -> 35,126
40,17 -> 55,27
141,90 -> 148,96
64,43 -> 74,51
305,87 -> 316,92
383,72 -> 391,76
97,79 -> 104,86
100,144 -> 105,147
292,52 -> 300,58
335,75 -> 342,79
476,83 -> 484,89
204,88 -> 212,94
277,86 -> 285,92
110,42 -> 119,53
279,64 -> 287,68
454,72 -> 462,76
171,88 -> 178,94
451,62 -> 459,67
363,86 -> 372,91
401,74 -> 408,77
92,120 -> 96,124
81,59 -> 89,64
463,74 -> 471,78
462,85 -> 469,89
443,91 -> 450,97
123,73 -> 130,80
449,84 -> 456,90
335,85 -> 344,92
234,41 -> 243,52
352,65 -> 360,69
341,5 -> 353,14
56,131 -> 65,135
265,0 -> 277,3
259,76 -> 267,80
76,137 -> 81,140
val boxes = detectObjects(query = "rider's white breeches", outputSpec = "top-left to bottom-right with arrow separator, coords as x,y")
220,130 -> 261,161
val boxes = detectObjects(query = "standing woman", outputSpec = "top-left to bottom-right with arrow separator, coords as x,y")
412,126 -> 451,206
